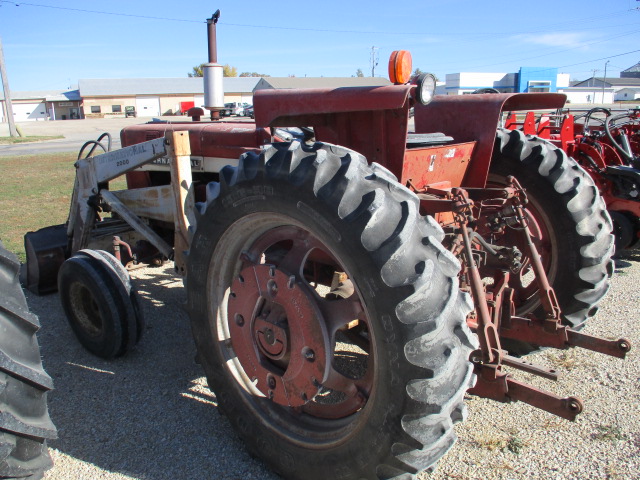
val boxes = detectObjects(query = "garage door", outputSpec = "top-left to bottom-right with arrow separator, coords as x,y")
12,102 -> 47,122
135,96 -> 160,117
194,95 -> 204,108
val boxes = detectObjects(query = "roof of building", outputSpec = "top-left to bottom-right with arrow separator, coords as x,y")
78,77 -> 261,96
622,61 -> 640,74
0,89 -> 81,101
255,77 -> 391,90
573,77 -> 640,87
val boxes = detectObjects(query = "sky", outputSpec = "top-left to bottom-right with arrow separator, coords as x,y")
0,0 -> 639,92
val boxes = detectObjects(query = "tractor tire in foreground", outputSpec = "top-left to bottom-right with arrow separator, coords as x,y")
0,243 -> 56,479
187,141 -> 477,480
489,128 -> 614,355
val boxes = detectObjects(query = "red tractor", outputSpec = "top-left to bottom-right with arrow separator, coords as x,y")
506,106 -> 640,250
24,14 -> 628,480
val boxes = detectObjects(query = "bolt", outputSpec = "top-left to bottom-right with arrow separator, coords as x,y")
264,328 -> 275,345
238,274 -> 245,284
267,375 -> 276,389
234,314 -> 245,327
303,347 -> 315,362
267,279 -> 278,298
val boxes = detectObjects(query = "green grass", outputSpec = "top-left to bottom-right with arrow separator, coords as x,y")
0,153 -> 77,262
0,135 -> 64,144
0,153 -> 126,263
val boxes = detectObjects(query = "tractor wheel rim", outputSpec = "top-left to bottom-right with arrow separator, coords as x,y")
225,224 -> 373,419
69,282 -> 103,336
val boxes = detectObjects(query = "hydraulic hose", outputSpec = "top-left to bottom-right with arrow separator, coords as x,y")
604,113 -> 634,163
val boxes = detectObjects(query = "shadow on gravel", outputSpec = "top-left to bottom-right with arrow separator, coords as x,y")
27,265 -> 279,480
614,249 -> 640,273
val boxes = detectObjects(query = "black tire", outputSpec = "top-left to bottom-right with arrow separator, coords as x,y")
0,243 -> 56,479
187,141 -> 477,479
77,249 -> 145,344
609,211 -> 635,252
58,250 -> 142,359
489,128 -> 614,354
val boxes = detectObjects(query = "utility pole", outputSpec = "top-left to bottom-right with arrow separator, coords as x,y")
0,37 -> 18,137
601,60 -> 610,104
370,46 -> 379,77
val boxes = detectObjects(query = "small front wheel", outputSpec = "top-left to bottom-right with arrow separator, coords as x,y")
58,249 -> 143,358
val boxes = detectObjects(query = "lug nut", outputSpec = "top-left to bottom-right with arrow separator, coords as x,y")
303,347 -> 315,362
235,314 -> 245,327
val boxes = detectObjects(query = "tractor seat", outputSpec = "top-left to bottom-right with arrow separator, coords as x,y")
406,132 -> 454,148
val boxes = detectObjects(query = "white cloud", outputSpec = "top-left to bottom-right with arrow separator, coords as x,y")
512,32 -> 589,49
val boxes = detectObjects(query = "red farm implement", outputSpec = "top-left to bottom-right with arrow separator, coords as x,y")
506,106 -> 640,250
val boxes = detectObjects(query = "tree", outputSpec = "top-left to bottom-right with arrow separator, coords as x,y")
223,64 -> 238,77
355,68 -> 364,77
239,72 -> 271,77
188,63 -> 205,77
412,68 -> 439,82
188,63 -> 239,77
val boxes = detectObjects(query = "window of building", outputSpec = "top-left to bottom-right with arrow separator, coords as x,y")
528,80 -> 551,93
112,105 -> 122,113
91,106 -> 101,113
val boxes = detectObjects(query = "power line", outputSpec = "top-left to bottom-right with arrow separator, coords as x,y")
0,0 -> 202,23
0,1 -> 637,37
556,48 -> 640,69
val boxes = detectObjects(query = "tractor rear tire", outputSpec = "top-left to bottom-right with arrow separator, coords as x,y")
489,128 -> 614,355
187,141 -> 477,479
0,243 -> 56,479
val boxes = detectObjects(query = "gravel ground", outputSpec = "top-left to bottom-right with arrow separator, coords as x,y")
26,248 -> 639,480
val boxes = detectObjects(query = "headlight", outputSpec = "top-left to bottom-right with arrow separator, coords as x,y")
416,73 -> 436,105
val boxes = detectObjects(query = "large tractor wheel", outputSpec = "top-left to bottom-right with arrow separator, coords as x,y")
489,128 -> 614,354
0,243 -> 56,479
187,141 -> 477,479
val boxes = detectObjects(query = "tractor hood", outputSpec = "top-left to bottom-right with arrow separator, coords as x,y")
253,85 -> 413,128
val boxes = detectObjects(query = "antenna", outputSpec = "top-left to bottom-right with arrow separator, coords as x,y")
370,46 -> 379,77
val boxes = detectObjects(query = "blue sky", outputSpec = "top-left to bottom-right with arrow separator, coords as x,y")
0,0 -> 639,92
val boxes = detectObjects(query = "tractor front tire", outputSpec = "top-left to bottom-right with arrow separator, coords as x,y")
187,141 -> 477,479
58,250 -> 143,359
0,243 -> 56,479
490,128 -> 614,354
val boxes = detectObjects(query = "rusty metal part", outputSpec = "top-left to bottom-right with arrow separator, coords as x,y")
468,367 -> 583,421
448,181 -> 629,421
453,188 -> 502,365
499,316 -> 630,359
112,236 -> 134,264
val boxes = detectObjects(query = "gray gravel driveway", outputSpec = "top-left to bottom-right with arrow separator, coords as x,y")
26,250 -> 640,480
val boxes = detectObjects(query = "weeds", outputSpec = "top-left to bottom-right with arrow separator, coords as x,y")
592,424 -> 626,442
474,432 -> 527,455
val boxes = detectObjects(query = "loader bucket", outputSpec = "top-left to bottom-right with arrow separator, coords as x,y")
24,224 -> 69,295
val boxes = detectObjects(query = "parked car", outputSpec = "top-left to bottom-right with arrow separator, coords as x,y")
220,102 -> 245,117
124,106 -> 137,118
245,105 -> 254,119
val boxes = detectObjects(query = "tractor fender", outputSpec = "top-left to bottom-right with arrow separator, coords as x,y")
414,92 -> 567,188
